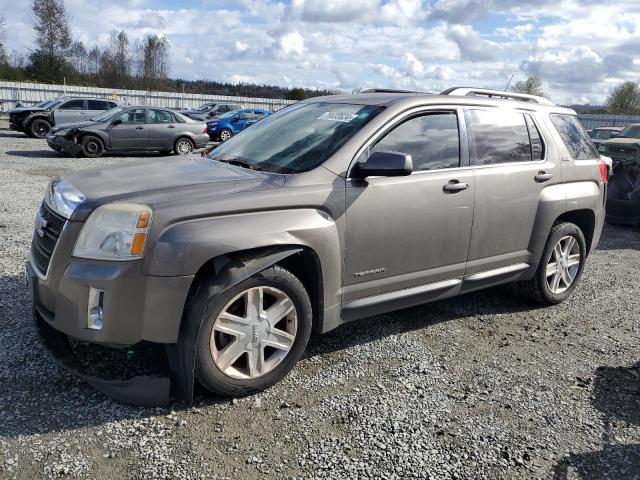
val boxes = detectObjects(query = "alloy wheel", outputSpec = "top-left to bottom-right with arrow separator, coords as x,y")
220,130 -> 232,141
177,140 -> 193,154
546,235 -> 581,294
210,286 -> 297,380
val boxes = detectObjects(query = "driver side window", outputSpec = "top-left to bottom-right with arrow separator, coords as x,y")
370,112 -> 461,171
117,108 -> 146,124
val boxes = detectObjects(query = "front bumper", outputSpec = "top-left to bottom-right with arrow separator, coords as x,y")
26,229 -> 195,405
46,134 -> 83,156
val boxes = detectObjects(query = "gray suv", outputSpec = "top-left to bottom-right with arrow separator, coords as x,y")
8,97 -> 121,139
27,88 -> 607,406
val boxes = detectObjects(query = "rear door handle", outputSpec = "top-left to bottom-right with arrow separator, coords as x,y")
443,180 -> 469,193
534,171 -> 553,182
136,126 -> 144,130
168,125 -> 175,128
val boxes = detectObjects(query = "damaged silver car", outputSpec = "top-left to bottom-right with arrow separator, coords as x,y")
46,106 -> 210,157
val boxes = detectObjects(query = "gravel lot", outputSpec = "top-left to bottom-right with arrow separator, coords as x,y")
0,125 -> 639,480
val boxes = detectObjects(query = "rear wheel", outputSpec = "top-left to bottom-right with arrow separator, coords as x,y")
516,222 -> 586,304
174,137 -> 194,155
27,119 -> 51,139
81,135 -> 104,158
219,129 -> 232,142
194,266 -> 312,397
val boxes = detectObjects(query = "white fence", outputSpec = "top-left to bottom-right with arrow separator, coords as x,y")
0,80 -> 295,111
577,114 -> 640,130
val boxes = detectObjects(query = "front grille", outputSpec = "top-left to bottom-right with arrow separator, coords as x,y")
31,203 -> 66,275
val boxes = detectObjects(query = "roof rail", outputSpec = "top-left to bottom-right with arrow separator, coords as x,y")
361,88 -> 426,94
440,87 -> 555,106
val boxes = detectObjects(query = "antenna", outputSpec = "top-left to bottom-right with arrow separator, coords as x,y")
504,74 -> 515,92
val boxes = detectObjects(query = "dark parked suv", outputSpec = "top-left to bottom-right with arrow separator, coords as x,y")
27,88 -> 607,405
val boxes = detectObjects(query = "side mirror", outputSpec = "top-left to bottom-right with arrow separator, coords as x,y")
112,118 -> 123,126
354,151 -> 413,178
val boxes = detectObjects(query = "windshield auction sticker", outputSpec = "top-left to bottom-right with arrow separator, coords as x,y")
317,112 -> 359,122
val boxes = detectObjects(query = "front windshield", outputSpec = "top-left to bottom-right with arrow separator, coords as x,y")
47,100 -> 63,110
90,107 -> 125,122
194,103 -> 214,112
208,102 -> 384,173
618,125 -> 640,139
592,130 -> 616,139
217,111 -> 236,120
36,99 -> 55,108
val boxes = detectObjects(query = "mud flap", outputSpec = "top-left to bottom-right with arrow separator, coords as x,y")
33,308 -> 171,407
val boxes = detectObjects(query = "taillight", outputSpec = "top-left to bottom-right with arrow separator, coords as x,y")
202,125 -> 208,134
598,159 -> 608,184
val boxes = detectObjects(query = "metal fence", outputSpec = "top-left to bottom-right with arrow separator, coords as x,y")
577,114 -> 640,130
0,80 -> 295,111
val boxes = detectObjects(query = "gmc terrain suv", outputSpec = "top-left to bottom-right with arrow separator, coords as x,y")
9,97 -> 121,139
27,88 -> 608,406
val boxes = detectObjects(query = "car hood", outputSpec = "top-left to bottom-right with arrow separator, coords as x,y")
601,137 -> 640,146
64,156 -> 285,220
8,107 -> 47,114
51,120 -> 97,133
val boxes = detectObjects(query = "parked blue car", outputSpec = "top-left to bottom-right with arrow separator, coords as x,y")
207,109 -> 271,141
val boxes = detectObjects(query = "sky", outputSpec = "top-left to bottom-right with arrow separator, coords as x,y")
3,0 -> 640,104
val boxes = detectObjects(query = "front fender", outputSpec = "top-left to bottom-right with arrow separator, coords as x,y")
144,208 -> 342,310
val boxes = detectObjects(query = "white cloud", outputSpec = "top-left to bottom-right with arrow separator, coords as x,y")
277,31 -> 305,58
2,0 -> 640,105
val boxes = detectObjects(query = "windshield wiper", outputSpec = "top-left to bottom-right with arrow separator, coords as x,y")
215,157 -> 266,172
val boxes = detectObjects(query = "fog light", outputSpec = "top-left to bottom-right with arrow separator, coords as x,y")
88,287 -> 104,330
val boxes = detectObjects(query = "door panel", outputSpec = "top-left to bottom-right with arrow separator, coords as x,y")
109,108 -> 148,150
464,109 -> 563,276
54,99 -> 86,125
344,169 -> 475,302
146,109 -> 177,149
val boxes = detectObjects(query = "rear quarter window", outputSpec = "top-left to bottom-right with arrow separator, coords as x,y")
550,114 -> 598,160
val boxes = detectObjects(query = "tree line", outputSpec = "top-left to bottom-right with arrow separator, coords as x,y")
0,1 -> 332,100
510,75 -> 640,115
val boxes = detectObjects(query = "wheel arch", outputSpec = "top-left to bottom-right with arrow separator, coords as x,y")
554,209 -> 596,254
168,245 -> 324,402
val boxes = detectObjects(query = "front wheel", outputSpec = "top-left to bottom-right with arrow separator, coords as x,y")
194,266 -> 312,397
28,119 -> 51,139
81,135 -> 104,158
516,222 -> 587,304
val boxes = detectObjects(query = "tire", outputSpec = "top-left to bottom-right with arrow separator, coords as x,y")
174,137 -> 194,155
81,135 -> 104,158
219,129 -> 233,142
27,119 -> 51,139
193,265 -> 312,397
516,222 -> 587,305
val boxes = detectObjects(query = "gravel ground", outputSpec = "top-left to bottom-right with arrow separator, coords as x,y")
0,127 -> 639,480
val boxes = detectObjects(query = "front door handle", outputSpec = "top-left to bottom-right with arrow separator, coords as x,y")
534,171 -> 553,182
135,126 -> 144,130
168,124 -> 175,128
443,180 -> 469,193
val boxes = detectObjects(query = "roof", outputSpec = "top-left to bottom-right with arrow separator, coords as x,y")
301,91 -> 573,113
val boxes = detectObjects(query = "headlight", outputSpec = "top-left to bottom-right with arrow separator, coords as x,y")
73,203 -> 153,260
45,177 -> 86,218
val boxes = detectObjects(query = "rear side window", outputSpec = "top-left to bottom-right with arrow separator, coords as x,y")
525,114 -> 544,161
88,100 -> 108,110
466,109 -> 531,165
59,99 -> 85,110
148,109 -> 174,123
550,114 -> 598,160
371,112 -> 460,171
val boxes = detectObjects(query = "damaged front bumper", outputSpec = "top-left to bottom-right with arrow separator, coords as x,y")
46,133 -> 84,156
